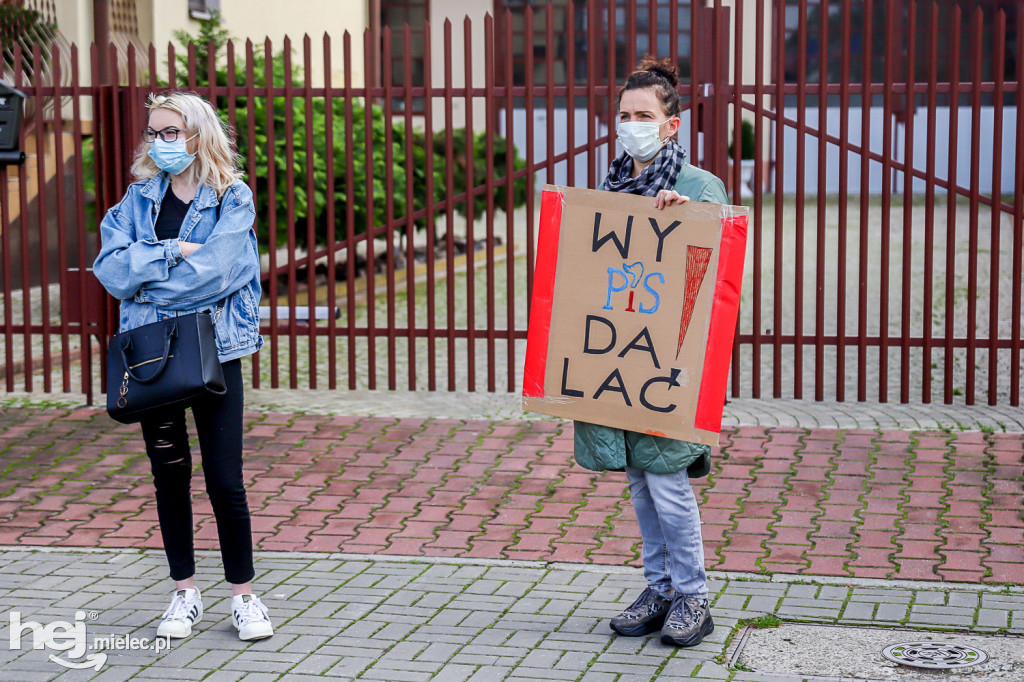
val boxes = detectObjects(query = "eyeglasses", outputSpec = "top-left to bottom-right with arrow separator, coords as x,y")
141,126 -> 188,143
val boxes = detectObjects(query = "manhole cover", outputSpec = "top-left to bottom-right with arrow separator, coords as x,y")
882,641 -> 989,670
731,624 -> 1022,680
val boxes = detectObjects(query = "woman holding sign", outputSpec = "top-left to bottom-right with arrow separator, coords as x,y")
574,57 -> 728,648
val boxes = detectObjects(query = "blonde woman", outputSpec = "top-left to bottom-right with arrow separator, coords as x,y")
94,92 -> 272,641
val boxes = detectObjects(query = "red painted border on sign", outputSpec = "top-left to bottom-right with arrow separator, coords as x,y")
522,190 -> 565,397
694,215 -> 749,432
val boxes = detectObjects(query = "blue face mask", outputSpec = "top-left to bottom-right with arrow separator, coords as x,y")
148,135 -> 197,175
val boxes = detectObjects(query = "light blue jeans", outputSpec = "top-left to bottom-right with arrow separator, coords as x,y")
625,466 -> 708,598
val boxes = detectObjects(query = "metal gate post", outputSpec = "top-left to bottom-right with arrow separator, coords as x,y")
701,1 -> 733,181
93,50 -> 142,391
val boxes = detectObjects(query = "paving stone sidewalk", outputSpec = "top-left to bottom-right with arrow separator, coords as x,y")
1,406 -> 1022,584
1,548 -> 1022,682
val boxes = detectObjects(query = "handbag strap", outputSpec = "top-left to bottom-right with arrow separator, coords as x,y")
212,298 -> 226,324
120,321 -> 176,384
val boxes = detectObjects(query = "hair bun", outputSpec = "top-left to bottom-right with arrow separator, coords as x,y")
637,55 -> 679,88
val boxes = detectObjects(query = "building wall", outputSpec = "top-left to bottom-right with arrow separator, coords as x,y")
51,0 -> 95,120
428,0 -> 490,129
52,0 -> 94,67
137,0 -> 368,87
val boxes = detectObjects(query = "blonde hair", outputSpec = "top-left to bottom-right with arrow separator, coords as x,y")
131,91 -> 243,196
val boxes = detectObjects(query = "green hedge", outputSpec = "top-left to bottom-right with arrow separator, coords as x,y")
171,14 -> 529,251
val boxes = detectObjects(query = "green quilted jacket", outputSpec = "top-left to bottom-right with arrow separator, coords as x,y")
573,159 -> 729,475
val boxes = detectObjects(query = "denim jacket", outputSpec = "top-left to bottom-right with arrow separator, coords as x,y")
93,172 -> 263,363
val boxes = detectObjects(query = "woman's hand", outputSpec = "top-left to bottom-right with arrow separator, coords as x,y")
178,240 -> 201,258
654,189 -> 690,210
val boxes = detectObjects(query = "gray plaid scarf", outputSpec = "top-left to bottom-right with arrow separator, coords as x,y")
602,139 -> 687,196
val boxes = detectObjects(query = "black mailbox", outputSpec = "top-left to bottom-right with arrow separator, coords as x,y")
0,79 -> 27,166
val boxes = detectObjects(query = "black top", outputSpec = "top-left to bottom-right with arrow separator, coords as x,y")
154,189 -> 192,241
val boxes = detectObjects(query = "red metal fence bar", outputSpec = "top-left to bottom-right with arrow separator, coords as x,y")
922,1 -> 937,403
750,0 -> 764,400
502,11 -> 516,392
689,0 -> 698,162
463,16 -> 477,393
263,37 -> 279,387
72,45 -> 93,402
966,9 -> 983,405
879,0 -> 895,403
51,41 -> 70,393
773,0 -> 785,399
18,49 -> 33,392
363,27 -> 378,391
243,39 -> 262,389
987,11 -> 1006,406
31,42 -> 51,392
322,33 -> 337,391
900,0 -> 917,404
343,32 -> 357,390
303,35 -> 318,390
386,25 -> 401,391
836,0 -> 851,402
1014,8 -> 1024,406
0,162 -> 12,392
443,20 -> 456,392
524,7 -> 536,324
483,14 -> 496,393
814,0 -> 828,401
793,0 -> 807,400
423,20 -> 438,392
944,7 -> 962,404
283,38 -> 299,389
731,0 -> 744,396
402,23 -> 416,390
2,52 -> 13,393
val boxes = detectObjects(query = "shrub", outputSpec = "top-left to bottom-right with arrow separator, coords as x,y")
169,13 -> 529,252
728,119 -> 755,161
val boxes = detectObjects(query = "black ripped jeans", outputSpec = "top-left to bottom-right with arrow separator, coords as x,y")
140,359 -> 254,585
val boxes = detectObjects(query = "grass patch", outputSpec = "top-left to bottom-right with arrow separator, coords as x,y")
742,614 -> 783,629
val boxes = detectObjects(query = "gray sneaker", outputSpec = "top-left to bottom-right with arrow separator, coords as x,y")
660,594 -> 714,647
609,587 -> 673,637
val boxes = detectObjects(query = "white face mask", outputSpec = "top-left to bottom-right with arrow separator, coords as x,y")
616,119 -> 674,162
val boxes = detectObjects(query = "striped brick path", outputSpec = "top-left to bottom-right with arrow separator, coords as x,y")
1,406 -> 1021,584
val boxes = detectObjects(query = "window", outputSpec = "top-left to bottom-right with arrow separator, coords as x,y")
494,0 -> 694,91
782,0 -> 1020,106
189,0 -> 220,21
381,0 -> 428,113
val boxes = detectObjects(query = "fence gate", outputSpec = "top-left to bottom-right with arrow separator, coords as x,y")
0,0 -> 1020,406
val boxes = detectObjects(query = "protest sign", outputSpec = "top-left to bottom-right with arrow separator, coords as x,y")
522,185 -> 749,446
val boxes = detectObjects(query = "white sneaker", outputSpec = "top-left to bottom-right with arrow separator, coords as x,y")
231,594 -> 274,641
157,588 -> 203,639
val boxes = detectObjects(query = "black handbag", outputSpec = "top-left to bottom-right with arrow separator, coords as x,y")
106,310 -> 226,424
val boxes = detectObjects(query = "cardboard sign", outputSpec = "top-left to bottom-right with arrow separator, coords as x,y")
522,185 -> 749,446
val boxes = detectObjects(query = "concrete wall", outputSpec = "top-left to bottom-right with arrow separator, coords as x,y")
53,0 -> 93,52
427,0 -> 490,129
776,106 -> 1020,196
222,0 -> 368,87
135,0 -> 368,87
51,0 -> 94,121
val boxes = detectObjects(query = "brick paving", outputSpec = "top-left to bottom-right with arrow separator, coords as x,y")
1,548 -> 1022,682
1,406 -> 1021,585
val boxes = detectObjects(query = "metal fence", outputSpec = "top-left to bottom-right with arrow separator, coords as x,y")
0,0 -> 1021,406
